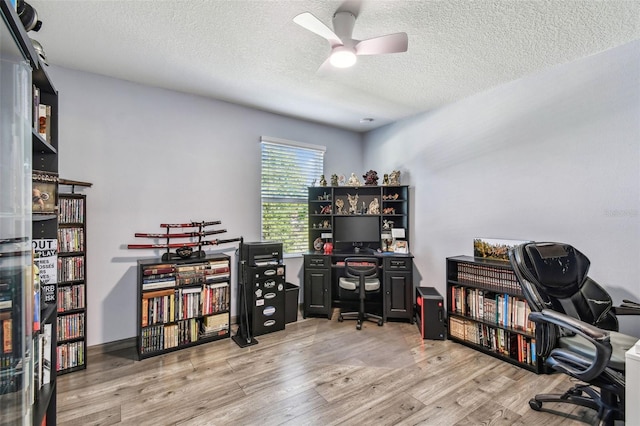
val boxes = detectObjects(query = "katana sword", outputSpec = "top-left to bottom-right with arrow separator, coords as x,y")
134,229 -> 227,239
159,220 -> 222,228
127,237 -> 242,249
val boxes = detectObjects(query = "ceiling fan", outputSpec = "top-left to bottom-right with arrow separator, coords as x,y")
293,10 -> 408,70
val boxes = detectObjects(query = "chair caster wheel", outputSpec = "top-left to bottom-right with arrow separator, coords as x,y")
377,319 -> 383,326
529,399 -> 542,411
356,322 -> 362,330
338,315 -> 344,322
568,388 -> 582,396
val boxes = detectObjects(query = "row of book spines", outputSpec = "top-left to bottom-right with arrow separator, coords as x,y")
57,312 -> 85,341
0,354 -> 18,394
57,341 -> 84,372
57,284 -> 85,312
142,273 -> 230,290
141,286 -> 229,327
58,198 -> 84,224
58,228 -> 85,252
57,256 -> 85,282
449,317 -> 537,366
450,286 -> 534,332
33,85 -> 53,144
455,262 -> 520,292
142,261 -> 229,276
140,319 -> 199,353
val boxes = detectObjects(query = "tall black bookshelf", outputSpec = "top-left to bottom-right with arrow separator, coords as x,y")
1,1 -> 59,424
56,180 -> 92,374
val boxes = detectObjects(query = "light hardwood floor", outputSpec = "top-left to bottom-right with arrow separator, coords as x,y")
57,311 -> 597,425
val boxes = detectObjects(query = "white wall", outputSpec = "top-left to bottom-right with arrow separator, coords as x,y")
364,40 -> 640,337
50,66 -> 363,346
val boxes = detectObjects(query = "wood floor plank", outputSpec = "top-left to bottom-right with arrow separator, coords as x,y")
56,318 -> 596,426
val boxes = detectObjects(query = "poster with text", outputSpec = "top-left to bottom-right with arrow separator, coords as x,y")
33,238 -> 58,304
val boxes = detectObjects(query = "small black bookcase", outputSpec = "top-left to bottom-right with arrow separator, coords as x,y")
136,254 -> 231,360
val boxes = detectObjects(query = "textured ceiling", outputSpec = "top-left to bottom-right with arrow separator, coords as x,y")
28,0 -> 640,132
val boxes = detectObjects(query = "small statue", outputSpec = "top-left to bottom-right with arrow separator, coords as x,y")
347,173 -> 360,187
347,193 -> 359,214
363,169 -> 378,186
335,198 -> 345,215
383,219 -> 394,230
389,170 -> 401,185
382,174 -> 389,186
330,174 -> 339,187
368,198 -> 380,215
320,204 -> 332,214
319,175 -> 327,187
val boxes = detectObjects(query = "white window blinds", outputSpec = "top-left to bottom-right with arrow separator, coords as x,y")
260,137 -> 325,254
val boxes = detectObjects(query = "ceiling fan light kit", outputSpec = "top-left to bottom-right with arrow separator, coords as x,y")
330,46 -> 357,68
294,9 -> 408,71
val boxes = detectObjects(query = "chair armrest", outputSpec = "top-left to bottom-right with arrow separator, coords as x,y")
613,306 -> 640,315
530,309 -> 612,381
613,299 -> 640,315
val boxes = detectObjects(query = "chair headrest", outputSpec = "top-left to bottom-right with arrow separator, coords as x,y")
523,242 -> 590,298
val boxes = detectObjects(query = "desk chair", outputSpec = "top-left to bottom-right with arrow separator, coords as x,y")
338,257 -> 384,330
509,242 -> 640,425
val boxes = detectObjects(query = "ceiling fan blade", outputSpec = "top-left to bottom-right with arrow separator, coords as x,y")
355,32 -> 408,55
294,12 -> 342,46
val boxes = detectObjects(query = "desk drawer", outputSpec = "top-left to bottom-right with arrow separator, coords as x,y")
305,255 -> 330,268
384,257 -> 412,271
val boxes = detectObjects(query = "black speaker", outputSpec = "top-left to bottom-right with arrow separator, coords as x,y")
415,286 -> 445,340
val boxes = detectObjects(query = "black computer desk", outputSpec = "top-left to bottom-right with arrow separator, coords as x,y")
302,251 -> 414,323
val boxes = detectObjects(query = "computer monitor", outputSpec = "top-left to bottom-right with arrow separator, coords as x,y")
333,215 -> 381,253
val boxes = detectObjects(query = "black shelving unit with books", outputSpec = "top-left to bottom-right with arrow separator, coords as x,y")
1,1 -> 59,424
446,255 -> 543,374
136,254 -> 231,360
57,182 -> 91,374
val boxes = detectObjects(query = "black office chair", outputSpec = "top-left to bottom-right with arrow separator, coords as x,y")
338,257 -> 384,330
509,242 -> 640,425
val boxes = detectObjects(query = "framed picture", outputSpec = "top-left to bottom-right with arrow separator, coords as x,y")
394,240 -> 409,254
32,170 -> 58,214
473,237 -> 531,261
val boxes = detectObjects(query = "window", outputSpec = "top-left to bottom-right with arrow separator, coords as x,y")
261,137 -> 325,254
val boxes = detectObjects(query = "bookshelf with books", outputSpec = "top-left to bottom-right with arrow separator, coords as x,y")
56,183 -> 91,374
137,254 -> 231,359
1,0 -> 59,424
446,255 -> 543,373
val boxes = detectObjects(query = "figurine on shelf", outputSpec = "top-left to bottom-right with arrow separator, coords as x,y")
331,174 -> 339,187
347,193 -> 359,214
382,174 -> 390,186
383,207 -> 395,214
319,175 -> 327,187
383,219 -> 394,230
363,169 -> 378,186
389,170 -> 401,185
335,198 -> 345,215
368,198 -> 380,215
323,241 -> 333,255
313,237 -> 324,251
320,204 -> 332,214
322,220 -> 330,229
347,173 -> 360,187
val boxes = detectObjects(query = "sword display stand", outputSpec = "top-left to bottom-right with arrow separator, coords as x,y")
127,220 -> 241,260
232,258 -> 258,348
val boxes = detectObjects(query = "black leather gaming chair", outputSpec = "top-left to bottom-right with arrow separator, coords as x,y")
337,257 -> 384,330
509,242 -> 639,425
